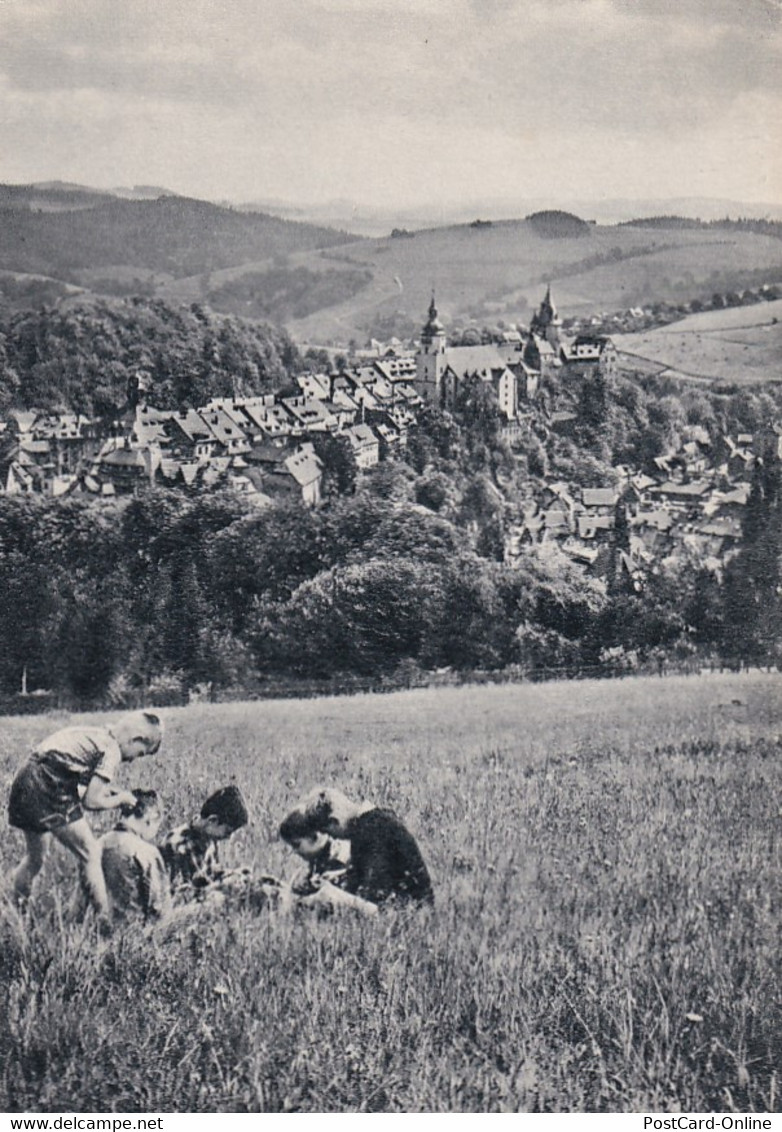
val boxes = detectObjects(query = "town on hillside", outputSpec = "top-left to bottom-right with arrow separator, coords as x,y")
1,288 -> 780,594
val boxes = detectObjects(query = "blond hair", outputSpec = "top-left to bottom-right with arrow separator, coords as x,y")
112,710 -> 163,754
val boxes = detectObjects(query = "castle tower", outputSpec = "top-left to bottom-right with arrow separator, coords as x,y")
127,370 -> 152,410
415,293 -> 447,405
530,285 -> 562,348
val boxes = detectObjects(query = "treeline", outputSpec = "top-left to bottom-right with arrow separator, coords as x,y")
622,216 -> 782,240
0,296 -> 299,416
525,211 -> 591,238
0,275 -> 72,318
620,216 -> 705,230
0,488 -> 593,703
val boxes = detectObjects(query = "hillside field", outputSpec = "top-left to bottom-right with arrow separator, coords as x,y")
274,223 -> 782,344
1,672 -> 782,1112
616,299 -> 782,384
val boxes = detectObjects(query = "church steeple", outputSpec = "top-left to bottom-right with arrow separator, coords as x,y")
416,292 -> 447,405
530,284 -> 561,347
421,291 -> 446,348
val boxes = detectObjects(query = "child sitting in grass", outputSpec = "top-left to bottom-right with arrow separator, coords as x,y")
101,789 -> 172,924
282,825 -> 352,899
280,787 -> 433,916
161,785 -> 280,910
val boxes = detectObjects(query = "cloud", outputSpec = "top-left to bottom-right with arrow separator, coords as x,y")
0,0 -> 778,205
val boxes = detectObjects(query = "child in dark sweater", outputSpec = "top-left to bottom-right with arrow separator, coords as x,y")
280,787 -> 433,915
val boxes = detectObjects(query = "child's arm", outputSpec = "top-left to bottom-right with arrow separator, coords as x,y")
299,879 -> 379,917
83,775 -> 136,811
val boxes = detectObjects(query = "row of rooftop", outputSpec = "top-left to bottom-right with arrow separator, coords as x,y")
0,289 -> 614,504
0,358 -> 428,505
509,422 -> 782,582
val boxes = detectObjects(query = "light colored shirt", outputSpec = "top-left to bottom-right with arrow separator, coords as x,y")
101,827 -> 172,921
34,726 -> 122,785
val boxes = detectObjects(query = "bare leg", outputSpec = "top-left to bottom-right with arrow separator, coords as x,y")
11,831 -> 49,906
52,818 -> 110,920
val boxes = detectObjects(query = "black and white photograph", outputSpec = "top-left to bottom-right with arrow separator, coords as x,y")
0,0 -> 781,1116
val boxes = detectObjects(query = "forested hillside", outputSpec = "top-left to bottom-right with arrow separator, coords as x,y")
0,297 -> 298,415
206,264 -> 373,324
0,194 -> 355,280
0,455 -> 777,706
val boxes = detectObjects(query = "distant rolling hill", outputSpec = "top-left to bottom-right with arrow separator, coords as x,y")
0,185 -> 357,283
0,182 -> 118,213
614,298 -> 782,385
3,183 -> 782,348
242,195 -> 782,235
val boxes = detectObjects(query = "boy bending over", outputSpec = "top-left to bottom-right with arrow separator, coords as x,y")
8,711 -> 163,920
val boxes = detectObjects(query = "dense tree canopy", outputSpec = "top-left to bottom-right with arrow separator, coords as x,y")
0,297 -> 298,415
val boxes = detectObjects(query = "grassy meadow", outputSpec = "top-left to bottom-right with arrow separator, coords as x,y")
1,672 -> 782,1113
616,298 -> 782,385
152,221 -> 782,345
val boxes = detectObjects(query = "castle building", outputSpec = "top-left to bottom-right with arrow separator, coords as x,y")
414,295 -> 521,419
413,286 -> 610,419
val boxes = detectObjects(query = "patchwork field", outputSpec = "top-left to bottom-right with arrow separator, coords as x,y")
616,299 -> 782,385
1,673 -> 781,1112
153,223 -> 782,346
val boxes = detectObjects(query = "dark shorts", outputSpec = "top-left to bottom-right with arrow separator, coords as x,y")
8,759 -> 84,834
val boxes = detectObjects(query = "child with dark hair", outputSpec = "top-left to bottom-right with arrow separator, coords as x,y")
161,785 -> 280,908
160,784 -> 248,896
101,789 -> 171,923
278,816 -> 352,899
280,787 -> 434,915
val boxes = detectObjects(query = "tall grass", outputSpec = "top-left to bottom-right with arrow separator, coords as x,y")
1,672 -> 781,1112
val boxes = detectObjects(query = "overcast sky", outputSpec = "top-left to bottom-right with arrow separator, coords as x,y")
0,0 -> 779,209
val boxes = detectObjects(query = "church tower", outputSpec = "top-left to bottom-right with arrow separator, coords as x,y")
530,285 -> 562,349
415,294 -> 447,405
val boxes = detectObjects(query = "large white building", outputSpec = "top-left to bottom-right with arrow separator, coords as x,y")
414,295 -> 532,419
